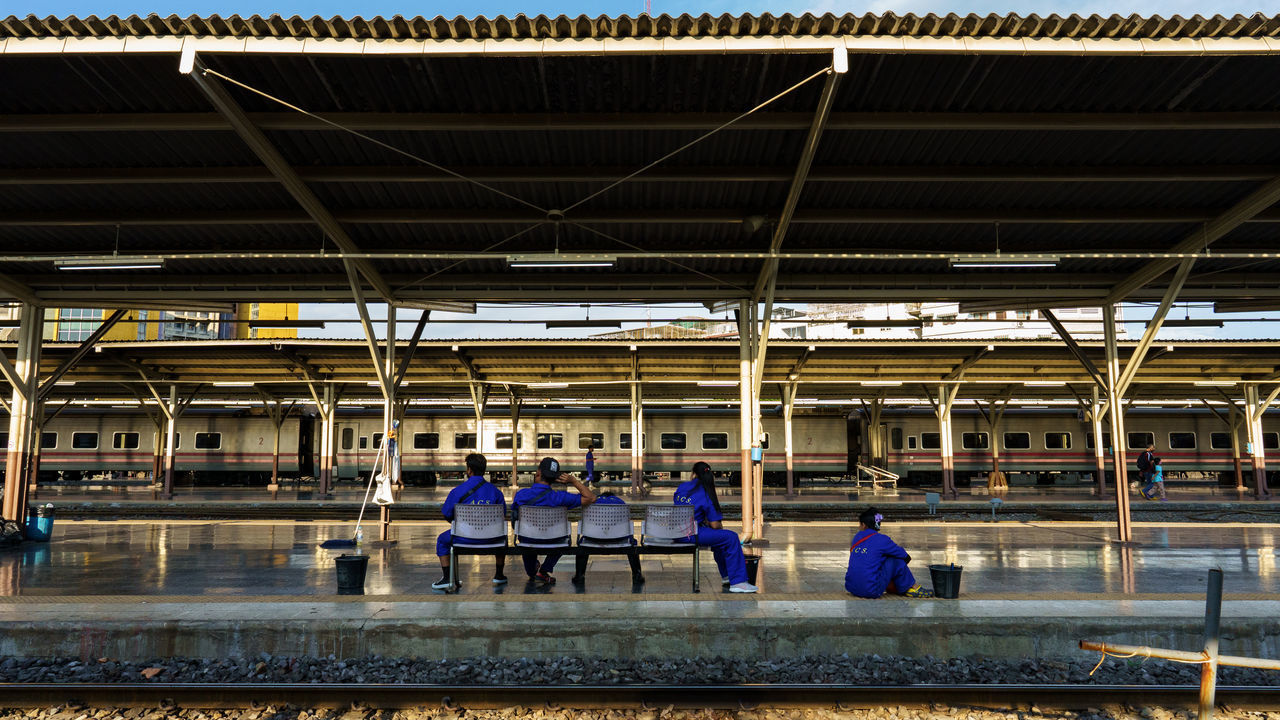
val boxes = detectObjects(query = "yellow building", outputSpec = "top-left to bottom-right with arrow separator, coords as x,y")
40,303 -> 301,342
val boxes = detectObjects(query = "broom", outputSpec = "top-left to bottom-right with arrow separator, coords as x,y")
319,440 -> 387,549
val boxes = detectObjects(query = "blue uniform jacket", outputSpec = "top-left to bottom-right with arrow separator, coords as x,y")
441,475 -> 507,521
844,528 -> 911,596
513,482 -> 583,510
673,479 -> 722,527
594,494 -> 625,506
585,450 -> 595,473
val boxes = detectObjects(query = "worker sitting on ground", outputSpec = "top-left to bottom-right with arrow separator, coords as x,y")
570,492 -> 645,586
513,457 -> 597,585
845,507 -> 932,598
432,453 -> 508,590
674,462 -> 757,594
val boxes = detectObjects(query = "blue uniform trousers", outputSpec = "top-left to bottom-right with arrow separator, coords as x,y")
696,527 -> 749,585
523,553 -> 562,576
846,556 -> 917,598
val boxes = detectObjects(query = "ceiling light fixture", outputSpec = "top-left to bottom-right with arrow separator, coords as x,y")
860,380 -> 902,386
55,258 -> 165,271
1194,381 -> 1236,386
213,381 -> 254,387
1024,381 -> 1067,386
949,254 -> 1059,269
508,253 -> 616,268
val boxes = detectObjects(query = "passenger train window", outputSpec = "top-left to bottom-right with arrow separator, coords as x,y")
920,432 -> 940,450
41,432 -> 56,449
702,433 -> 729,450
1210,432 -> 1232,450
113,432 -> 140,450
195,433 -> 221,450
341,428 -> 354,450
961,433 -> 988,450
619,433 -> 646,450
660,433 -> 687,450
0,432 -> 8,448
455,433 -> 478,450
1002,432 -> 1030,450
890,428 -> 903,451
1169,432 -> 1196,449
907,436 -> 917,450
496,433 -> 523,449
1127,432 -> 1154,449
359,436 -> 368,450
72,432 -> 99,449
537,433 -> 563,450
1085,432 -> 1111,450
372,433 -> 383,449
760,433 -> 770,450
414,433 -> 440,449
1045,432 -> 1071,449
578,433 -> 604,449
1265,433 -> 1279,450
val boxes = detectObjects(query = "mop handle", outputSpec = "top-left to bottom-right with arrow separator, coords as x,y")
353,439 -> 388,535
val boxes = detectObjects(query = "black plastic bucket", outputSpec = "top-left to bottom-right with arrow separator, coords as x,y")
928,564 -> 963,599
744,553 -> 762,585
335,554 -> 369,592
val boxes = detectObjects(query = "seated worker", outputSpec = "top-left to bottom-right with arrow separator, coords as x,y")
513,457 -> 597,584
432,453 -> 509,590
845,508 -> 932,598
1142,458 -> 1167,501
571,492 -> 644,586
674,462 -> 757,594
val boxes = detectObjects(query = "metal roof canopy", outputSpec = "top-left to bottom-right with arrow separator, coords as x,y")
4,14 -> 1280,308
14,337 -> 1280,406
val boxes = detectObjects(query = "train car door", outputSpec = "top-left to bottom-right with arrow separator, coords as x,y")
847,415 -> 863,473
297,415 -> 315,477
336,422 -> 359,479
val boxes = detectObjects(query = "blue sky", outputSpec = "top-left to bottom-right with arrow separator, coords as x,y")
9,0 -> 1280,20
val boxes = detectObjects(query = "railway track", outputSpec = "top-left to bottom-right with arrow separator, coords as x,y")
1,683 -> 1278,710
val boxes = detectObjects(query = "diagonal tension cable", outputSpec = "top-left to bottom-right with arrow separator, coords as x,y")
199,67 -> 547,214
568,221 -> 750,294
394,222 -> 548,293
561,66 -> 832,215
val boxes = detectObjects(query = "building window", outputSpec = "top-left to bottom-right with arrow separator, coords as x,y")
341,428 -> 354,450
783,326 -> 807,339
578,433 -> 604,449
660,433 -> 687,450
619,433 -> 646,450
1127,432 -> 1154,450
413,432 -> 439,449
72,432 -> 99,449
1210,432 -> 1232,450
701,433 -> 729,450
890,428 -> 903,450
920,432 -> 940,450
1015,310 -> 1033,320
195,433 -> 221,449
1085,432 -> 1112,450
961,432 -> 988,450
57,308 -> 103,342
495,433 -> 522,450
1169,432 -> 1196,450
454,433 -> 477,450
113,432 -> 140,450
1003,432 -> 1031,450
1045,432 -> 1072,449
40,432 -> 56,449
537,433 -> 563,450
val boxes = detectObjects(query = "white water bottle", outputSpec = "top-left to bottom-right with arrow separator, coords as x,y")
355,527 -> 364,545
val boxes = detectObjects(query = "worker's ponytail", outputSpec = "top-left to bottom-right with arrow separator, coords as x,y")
692,461 -> 722,515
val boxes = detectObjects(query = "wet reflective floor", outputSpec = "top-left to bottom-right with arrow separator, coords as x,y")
1,519 -> 1277,598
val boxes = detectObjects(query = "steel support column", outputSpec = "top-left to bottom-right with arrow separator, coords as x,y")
0,303 -> 38,525
380,306 -> 396,542
509,392 -> 522,486
736,300 -> 755,542
1091,386 -> 1108,494
1104,304 -> 1133,543
162,385 -> 177,500
1231,407 -> 1245,491
1244,384 -> 1277,499
781,382 -> 797,498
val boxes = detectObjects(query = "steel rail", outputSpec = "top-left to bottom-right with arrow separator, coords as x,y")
0,683 -> 1277,709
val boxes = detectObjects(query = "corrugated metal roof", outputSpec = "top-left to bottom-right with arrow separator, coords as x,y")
4,13 -> 1280,40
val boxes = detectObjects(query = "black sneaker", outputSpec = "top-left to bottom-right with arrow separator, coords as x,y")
431,576 -> 455,590
534,571 -> 556,585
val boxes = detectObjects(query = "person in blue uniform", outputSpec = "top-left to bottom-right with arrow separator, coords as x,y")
513,456 -> 597,584
674,462 -> 757,593
432,453 -> 508,590
571,492 -> 644,586
845,508 -> 932,598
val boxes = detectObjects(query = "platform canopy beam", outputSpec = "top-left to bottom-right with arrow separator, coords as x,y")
36,308 -> 126,401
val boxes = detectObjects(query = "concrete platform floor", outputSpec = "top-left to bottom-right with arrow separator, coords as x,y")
2,520 -> 1278,661
3,519 -> 1278,597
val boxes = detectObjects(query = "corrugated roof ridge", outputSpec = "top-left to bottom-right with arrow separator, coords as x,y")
3,12 -> 1280,40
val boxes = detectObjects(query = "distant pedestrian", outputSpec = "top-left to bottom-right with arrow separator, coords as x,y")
585,447 -> 596,485
1142,458 -> 1167,501
1136,443 -> 1156,489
